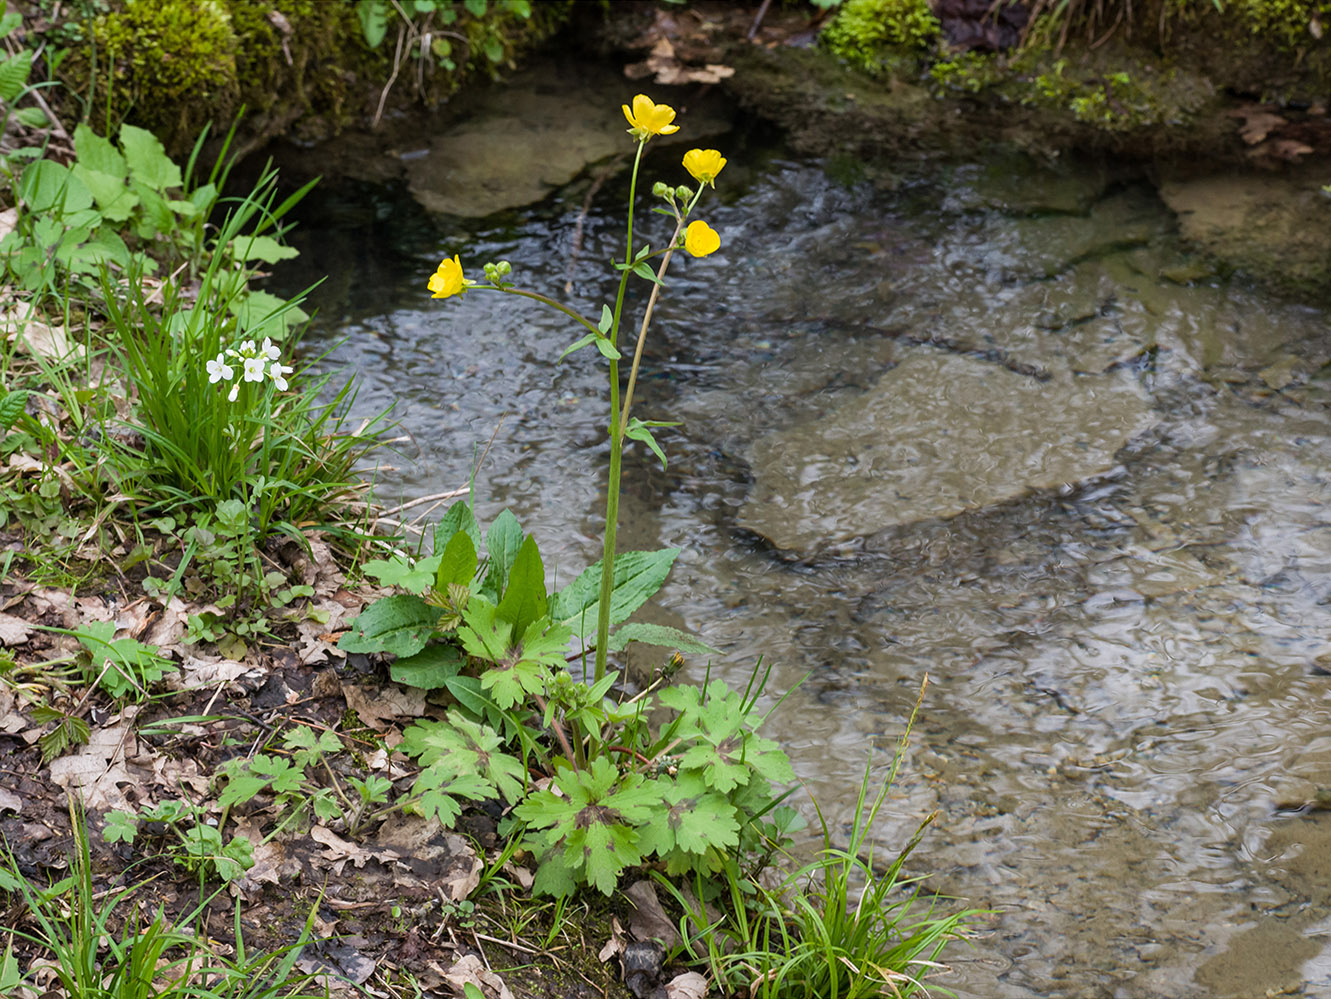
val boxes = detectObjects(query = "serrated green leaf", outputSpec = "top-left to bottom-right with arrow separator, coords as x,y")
338,594 -> 440,657
390,643 -> 465,689
636,772 -> 739,858
0,49 -> 31,102
550,549 -> 679,639
357,0 -> 388,47
495,535 -> 547,636
103,810 -> 139,845
0,390 -> 27,433
435,529 -> 478,591
607,622 -> 718,655
71,164 -> 137,221
120,124 -> 182,191
364,553 -> 441,593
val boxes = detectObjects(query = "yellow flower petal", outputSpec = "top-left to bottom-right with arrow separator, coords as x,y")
428,255 -> 466,299
622,93 -> 680,140
682,148 -> 726,187
684,220 -> 720,258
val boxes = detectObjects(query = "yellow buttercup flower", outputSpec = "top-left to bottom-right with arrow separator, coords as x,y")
682,148 -> 726,187
622,94 -> 679,140
684,220 -> 720,258
428,255 -> 466,299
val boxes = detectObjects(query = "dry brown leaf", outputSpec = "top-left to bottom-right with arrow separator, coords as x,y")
625,880 -> 682,949
311,824 -> 381,873
0,307 -> 82,360
665,971 -> 708,998
177,655 -> 258,687
599,916 -> 627,963
0,612 -> 32,646
150,754 -> 211,795
0,788 -> 21,814
233,817 -> 301,887
0,208 -> 16,240
47,720 -> 140,812
1237,110 -> 1285,144
442,955 -> 514,999
340,681 -> 427,731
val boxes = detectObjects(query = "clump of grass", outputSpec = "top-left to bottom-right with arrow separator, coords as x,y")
0,804 -> 326,999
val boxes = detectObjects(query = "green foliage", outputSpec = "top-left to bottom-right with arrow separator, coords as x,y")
89,0 -> 239,150
3,806 -> 326,998
105,799 -> 256,883
821,0 -> 940,75
1220,0 -> 1331,48
342,504 -> 798,896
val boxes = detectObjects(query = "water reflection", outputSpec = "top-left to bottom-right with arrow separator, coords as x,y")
276,146 -> 1331,997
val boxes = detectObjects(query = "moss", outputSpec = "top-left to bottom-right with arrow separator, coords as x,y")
88,0 -> 240,151
1221,0 -> 1330,49
50,0 -> 571,155
821,0 -> 940,76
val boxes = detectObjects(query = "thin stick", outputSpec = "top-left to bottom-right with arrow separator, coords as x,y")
620,218 -> 683,427
376,487 -> 469,518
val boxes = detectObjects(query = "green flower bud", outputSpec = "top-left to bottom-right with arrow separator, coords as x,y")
496,260 -> 512,277
675,185 -> 692,200
652,181 -> 670,198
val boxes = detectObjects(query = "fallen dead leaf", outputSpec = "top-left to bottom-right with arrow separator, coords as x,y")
0,612 -> 32,646
442,954 -> 514,999
0,307 -> 82,360
340,681 -> 427,731
47,719 -> 141,812
0,787 -> 21,813
0,209 -> 16,239
311,824 -> 380,872
625,879 -> 682,949
599,916 -> 627,963
665,970 -> 708,998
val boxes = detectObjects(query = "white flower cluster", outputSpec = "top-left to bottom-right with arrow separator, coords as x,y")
206,337 -> 294,401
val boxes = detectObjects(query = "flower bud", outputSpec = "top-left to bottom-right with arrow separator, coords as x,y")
496,260 -> 512,277
675,185 -> 692,200
652,181 -> 670,198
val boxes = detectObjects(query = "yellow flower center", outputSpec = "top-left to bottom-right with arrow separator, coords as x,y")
683,148 -> 726,187
622,94 -> 680,140
428,255 -> 467,299
684,220 -> 720,258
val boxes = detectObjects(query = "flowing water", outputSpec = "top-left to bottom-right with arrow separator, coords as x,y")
272,79 -> 1331,997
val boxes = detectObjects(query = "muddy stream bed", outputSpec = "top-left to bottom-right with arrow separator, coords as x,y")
270,69 -> 1331,997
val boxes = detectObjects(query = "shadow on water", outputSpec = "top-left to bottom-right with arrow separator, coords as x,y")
268,75 -> 1331,998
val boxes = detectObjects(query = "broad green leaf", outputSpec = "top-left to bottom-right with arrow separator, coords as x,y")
443,674 -> 494,719
632,260 -> 661,284
73,123 -> 126,178
481,509 -> 523,598
91,228 -> 133,267
357,0 -> 388,47
465,0 -> 487,16
363,553 -> 441,593
71,163 -> 137,221
230,234 -> 300,264
607,622 -> 718,655
596,304 -> 613,333
550,548 -> 679,639
131,182 -> 173,236
0,390 -> 27,433
338,595 -> 441,657
19,160 -> 93,214
495,535 -> 547,636
595,337 -> 622,360
120,124 -> 182,191
0,9 -> 23,39
558,332 -> 596,361
391,643 -> 465,689
0,49 -> 31,102
103,810 -> 138,845
13,106 -> 48,128
435,529 -> 478,591
437,500 -> 481,553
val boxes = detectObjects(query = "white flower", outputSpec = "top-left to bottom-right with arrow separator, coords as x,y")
206,354 -> 234,383
269,361 -> 294,391
260,337 -> 281,361
243,357 -> 266,382
238,339 -> 257,357
228,382 -> 240,402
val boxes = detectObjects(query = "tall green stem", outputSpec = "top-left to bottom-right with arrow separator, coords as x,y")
593,140 -> 647,683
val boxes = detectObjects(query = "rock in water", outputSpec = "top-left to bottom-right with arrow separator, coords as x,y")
738,348 -> 1155,553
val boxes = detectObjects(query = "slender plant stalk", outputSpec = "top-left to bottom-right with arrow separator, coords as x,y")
592,140 -> 647,683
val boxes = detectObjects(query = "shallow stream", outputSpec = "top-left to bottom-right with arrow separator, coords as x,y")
273,74 -> 1331,997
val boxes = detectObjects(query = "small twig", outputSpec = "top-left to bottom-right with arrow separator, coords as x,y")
372,23 -> 408,128
564,153 -> 627,293
747,0 -> 774,40
376,487 -> 469,518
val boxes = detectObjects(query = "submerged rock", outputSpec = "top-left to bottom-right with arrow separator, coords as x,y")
738,348 -> 1155,552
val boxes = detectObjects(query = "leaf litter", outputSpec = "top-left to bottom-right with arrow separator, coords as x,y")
0,542 -> 642,998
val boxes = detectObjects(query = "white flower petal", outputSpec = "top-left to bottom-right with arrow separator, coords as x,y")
228,382 -> 240,402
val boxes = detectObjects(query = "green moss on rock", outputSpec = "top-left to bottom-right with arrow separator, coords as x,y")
821,0 -> 940,76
